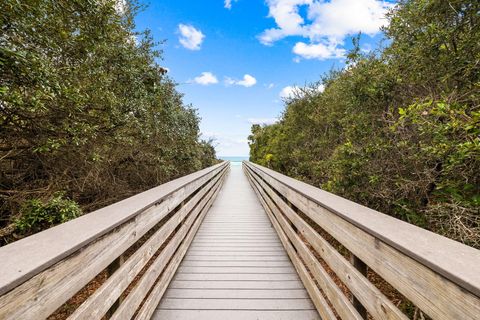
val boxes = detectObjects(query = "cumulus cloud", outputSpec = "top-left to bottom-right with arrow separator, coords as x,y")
259,0 -> 393,60
247,118 -> 278,125
225,74 -> 257,87
178,24 -> 205,50
259,0 -> 311,45
279,86 -> 299,99
224,0 -> 239,9
292,41 -> 345,60
307,0 -> 392,40
191,72 -> 218,85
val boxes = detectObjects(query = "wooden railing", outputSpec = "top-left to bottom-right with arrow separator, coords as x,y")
244,161 -> 480,320
0,161 -> 229,320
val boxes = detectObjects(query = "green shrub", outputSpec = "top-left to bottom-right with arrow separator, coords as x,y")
0,0 -> 217,242
15,193 -> 82,235
249,0 -> 480,248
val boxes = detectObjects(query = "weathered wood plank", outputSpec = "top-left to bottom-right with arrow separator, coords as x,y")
191,241 -> 282,245
0,163 -> 227,320
245,169 -> 336,320
183,255 -> 289,261
248,168 -> 363,320
151,164 -> 320,320
193,235 -> 278,238
68,167 -> 226,319
180,260 -> 292,267
185,251 -> 287,256
246,161 -> 480,297
0,162 -> 227,297
174,272 -> 299,280
158,298 -> 315,310
163,288 -> 310,299
110,169 -> 226,320
177,266 -> 295,274
188,243 -> 282,248
246,165 -> 407,320
152,310 -> 321,320
133,172 -> 226,320
169,280 -> 305,289
187,247 -> 285,251
246,161 -> 480,320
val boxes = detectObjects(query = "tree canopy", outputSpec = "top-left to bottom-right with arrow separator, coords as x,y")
0,0 -> 218,243
249,0 -> 480,248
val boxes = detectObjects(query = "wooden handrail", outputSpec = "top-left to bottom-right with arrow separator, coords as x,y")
244,161 -> 480,320
0,161 -> 229,320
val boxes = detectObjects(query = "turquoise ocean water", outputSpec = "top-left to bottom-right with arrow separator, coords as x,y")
219,156 -> 249,166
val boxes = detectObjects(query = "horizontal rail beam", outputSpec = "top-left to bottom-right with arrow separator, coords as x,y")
0,162 -> 228,319
244,161 -> 480,320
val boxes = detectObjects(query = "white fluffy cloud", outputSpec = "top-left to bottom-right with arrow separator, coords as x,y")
259,0 -> 311,45
178,24 -> 205,50
259,0 -> 393,60
192,72 -> 218,85
225,74 -> 257,87
292,41 -> 345,60
279,85 -> 299,99
307,0 -> 391,39
247,118 -> 278,125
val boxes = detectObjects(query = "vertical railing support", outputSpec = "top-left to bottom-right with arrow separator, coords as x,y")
107,254 -> 125,317
350,254 -> 368,319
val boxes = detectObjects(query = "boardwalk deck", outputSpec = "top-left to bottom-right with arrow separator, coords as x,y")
152,164 -> 320,320
1,162 -> 478,319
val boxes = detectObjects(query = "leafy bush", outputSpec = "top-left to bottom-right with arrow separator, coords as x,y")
249,0 -> 480,248
15,193 -> 82,235
0,0 -> 217,243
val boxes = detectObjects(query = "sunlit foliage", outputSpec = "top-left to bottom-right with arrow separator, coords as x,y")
0,0 -> 217,242
249,0 -> 479,248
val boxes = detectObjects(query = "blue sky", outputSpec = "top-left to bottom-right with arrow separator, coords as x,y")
134,0 -> 394,156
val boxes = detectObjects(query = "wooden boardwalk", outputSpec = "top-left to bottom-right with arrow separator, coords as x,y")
152,164 -> 320,319
2,162 -> 478,320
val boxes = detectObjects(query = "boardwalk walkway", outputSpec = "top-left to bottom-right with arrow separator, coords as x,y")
152,164 -> 320,319
2,162 -> 477,319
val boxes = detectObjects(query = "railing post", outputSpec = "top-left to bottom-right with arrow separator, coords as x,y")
107,254 -> 125,317
350,254 -> 368,319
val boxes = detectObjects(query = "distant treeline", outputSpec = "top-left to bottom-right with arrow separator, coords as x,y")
0,0 -> 217,243
249,0 -> 479,248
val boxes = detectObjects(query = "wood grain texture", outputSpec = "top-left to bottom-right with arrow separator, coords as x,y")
245,161 -> 480,298
152,165 -> 320,320
246,164 -> 407,320
0,163 -> 227,320
0,162 -> 227,297
152,310 -> 321,320
247,168 -> 363,320
68,168 -> 226,320
245,168 -> 337,320
245,161 -> 480,320
5,159 -> 476,320
110,169 -> 226,320
134,171 -> 226,320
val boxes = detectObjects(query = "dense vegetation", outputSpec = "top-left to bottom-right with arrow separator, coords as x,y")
249,0 -> 479,248
0,0 -> 217,243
